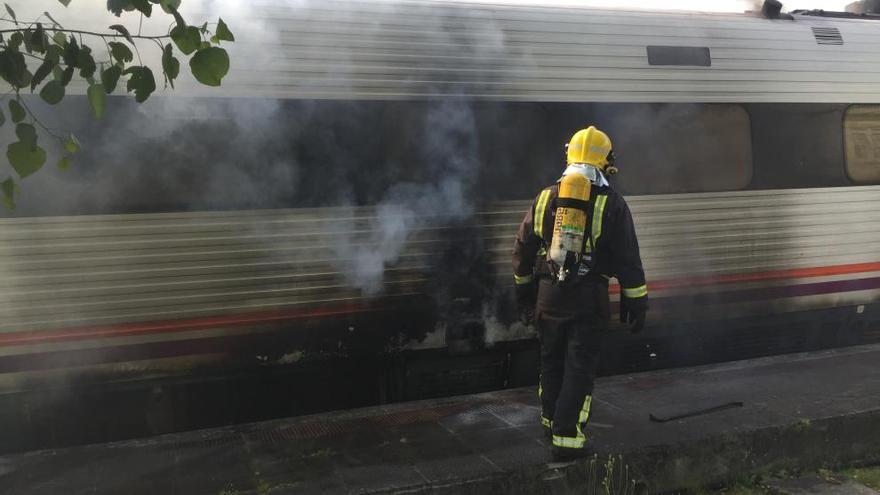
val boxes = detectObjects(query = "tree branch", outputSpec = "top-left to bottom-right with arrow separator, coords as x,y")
0,27 -> 170,40
16,93 -> 63,142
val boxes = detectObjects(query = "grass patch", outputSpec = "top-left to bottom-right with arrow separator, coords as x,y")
694,476 -> 774,495
839,465 -> 880,490
716,485 -> 771,495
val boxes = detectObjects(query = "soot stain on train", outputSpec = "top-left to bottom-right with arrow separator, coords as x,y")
0,0 -> 527,357
0,0 -> 771,370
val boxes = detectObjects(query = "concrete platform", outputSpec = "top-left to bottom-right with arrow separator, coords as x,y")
2,344 -> 880,495
767,476 -> 879,494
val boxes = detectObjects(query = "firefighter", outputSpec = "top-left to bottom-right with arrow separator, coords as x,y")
512,126 -> 647,460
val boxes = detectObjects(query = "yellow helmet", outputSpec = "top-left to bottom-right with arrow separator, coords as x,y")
565,126 -> 613,169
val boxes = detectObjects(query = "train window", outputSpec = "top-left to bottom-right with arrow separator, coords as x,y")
646,46 -> 711,67
844,105 -> 880,184
606,104 -> 752,194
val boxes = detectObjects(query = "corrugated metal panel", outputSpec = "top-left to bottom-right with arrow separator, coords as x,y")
166,0 -> 880,102
1,186 -> 878,334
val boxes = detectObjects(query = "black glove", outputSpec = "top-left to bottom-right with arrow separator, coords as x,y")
515,281 -> 537,326
620,295 -> 647,333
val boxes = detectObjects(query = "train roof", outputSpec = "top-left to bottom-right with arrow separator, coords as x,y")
45,0 -> 880,103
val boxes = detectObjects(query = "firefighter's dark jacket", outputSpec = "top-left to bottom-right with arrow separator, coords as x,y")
512,182 -> 647,305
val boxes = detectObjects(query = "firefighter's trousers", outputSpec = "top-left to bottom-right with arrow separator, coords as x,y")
536,279 -> 609,449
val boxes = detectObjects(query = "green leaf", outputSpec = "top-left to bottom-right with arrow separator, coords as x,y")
63,134 -> 80,154
39,79 -> 65,104
52,65 -> 63,81
170,25 -> 201,55
44,44 -> 61,64
57,156 -> 71,170
8,32 -> 22,51
77,45 -> 96,78
52,31 -> 66,47
60,66 -> 74,86
101,64 -> 122,93
1,177 -> 17,209
162,43 -> 179,88
199,41 -> 210,50
169,7 -> 185,29
123,66 -> 156,102
58,0 -> 72,6
0,49 -> 29,88
159,0 -> 181,13
8,100 -> 25,123
189,47 -> 229,87
131,0 -> 152,16
31,59 -> 55,91
108,41 -> 133,66
109,24 -> 134,44
7,141 -> 46,178
62,35 -> 79,66
22,28 -> 34,54
15,123 -> 37,147
106,0 -> 134,16
87,83 -> 105,119
215,18 -> 235,42
31,23 -> 46,53
4,3 -> 16,24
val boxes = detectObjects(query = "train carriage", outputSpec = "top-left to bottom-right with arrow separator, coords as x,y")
1,0 -> 879,452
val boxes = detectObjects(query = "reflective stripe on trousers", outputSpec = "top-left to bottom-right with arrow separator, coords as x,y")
552,395 -> 592,449
552,424 -> 586,449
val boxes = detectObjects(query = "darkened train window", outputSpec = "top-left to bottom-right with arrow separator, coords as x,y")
608,104 -> 752,194
844,105 -> 880,184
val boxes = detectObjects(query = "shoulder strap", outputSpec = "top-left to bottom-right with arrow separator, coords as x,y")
583,191 -> 609,254
533,187 -> 553,240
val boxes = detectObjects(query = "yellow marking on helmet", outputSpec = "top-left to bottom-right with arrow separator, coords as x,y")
534,189 -> 551,239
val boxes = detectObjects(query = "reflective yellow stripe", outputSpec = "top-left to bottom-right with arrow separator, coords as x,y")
591,194 -> 608,246
514,273 -> 534,285
541,417 -> 552,428
622,284 -> 648,298
578,395 -> 593,424
534,189 -> 551,239
553,402 -> 590,449
552,425 -> 586,449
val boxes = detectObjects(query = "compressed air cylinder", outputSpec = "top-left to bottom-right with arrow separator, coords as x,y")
548,173 -> 591,282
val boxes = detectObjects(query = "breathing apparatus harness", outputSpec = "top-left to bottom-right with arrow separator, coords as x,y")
545,162 -> 612,286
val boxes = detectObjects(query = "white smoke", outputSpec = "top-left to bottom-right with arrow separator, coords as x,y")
2,0 -> 517,302
336,97 -> 481,295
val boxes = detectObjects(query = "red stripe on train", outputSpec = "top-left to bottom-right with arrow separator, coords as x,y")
609,261 -> 880,294
2,261 -> 878,348
0,303 -> 376,347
